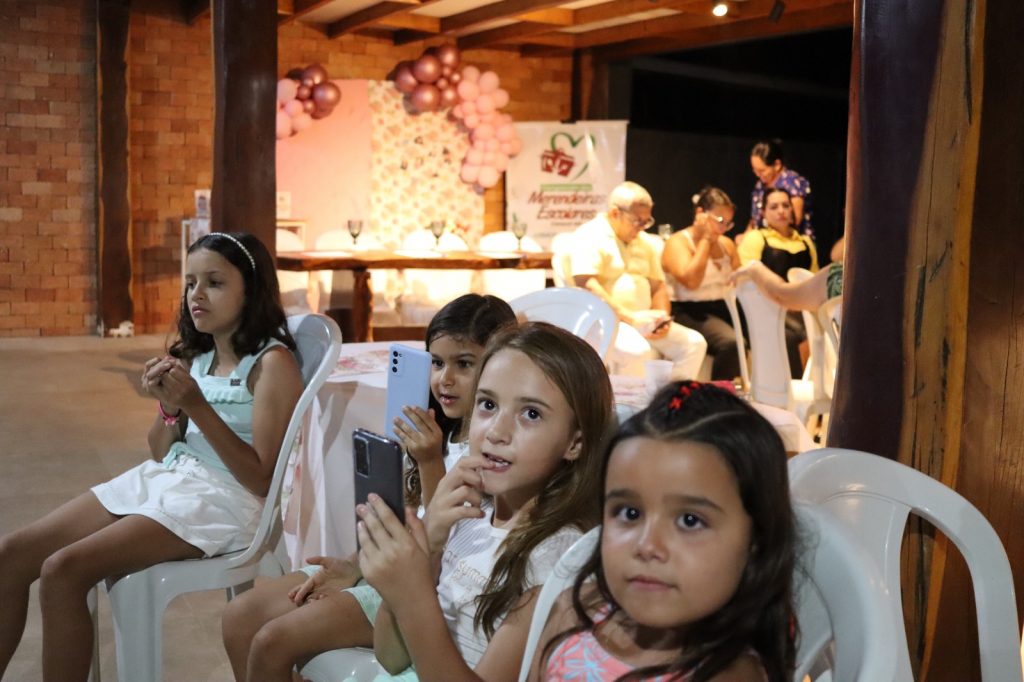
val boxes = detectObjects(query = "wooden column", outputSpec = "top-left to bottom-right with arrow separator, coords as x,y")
834,0 -> 1024,677
96,0 -> 133,334
210,0 -> 277,251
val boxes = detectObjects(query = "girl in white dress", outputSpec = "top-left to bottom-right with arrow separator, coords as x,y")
0,232 -> 303,682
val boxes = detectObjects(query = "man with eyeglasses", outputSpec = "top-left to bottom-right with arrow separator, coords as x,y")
569,181 -> 708,379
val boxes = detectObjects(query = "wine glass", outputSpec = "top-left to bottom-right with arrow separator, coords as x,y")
347,220 -> 363,248
429,221 -> 445,249
657,223 -> 673,241
511,221 -> 528,250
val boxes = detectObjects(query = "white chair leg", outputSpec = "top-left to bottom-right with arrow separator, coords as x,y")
87,585 -> 101,682
107,572 -> 163,682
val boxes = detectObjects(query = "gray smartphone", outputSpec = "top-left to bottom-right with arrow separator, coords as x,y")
353,428 -> 405,524
384,343 -> 432,442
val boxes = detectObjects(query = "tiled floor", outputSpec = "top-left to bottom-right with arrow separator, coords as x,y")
0,335 -> 236,681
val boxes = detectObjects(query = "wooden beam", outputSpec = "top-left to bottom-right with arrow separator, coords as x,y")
281,0 -> 336,24
518,8 -> 573,26
592,2 -> 852,61
458,21 -> 557,49
441,0 -> 567,33
211,0 -> 277,251
572,0 -> 702,27
374,12 -> 440,32
326,0 -> 420,38
97,0 -> 134,334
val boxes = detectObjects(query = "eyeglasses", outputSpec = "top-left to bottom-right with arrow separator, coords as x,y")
710,214 -> 735,230
616,207 -> 655,230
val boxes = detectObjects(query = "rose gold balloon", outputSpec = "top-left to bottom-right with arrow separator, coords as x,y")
412,54 -> 442,84
312,81 -> 341,109
302,63 -> 329,86
436,77 -> 449,90
311,106 -> 333,120
449,71 -> 462,85
302,99 -> 315,114
441,64 -> 454,79
440,85 -> 459,109
394,64 -> 418,94
296,84 -> 312,100
436,44 -> 460,69
410,83 -> 441,112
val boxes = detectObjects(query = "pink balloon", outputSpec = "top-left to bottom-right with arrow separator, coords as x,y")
394,65 -> 418,94
440,86 -> 459,109
474,123 -> 495,140
461,65 -> 480,82
473,137 -> 488,150
412,54 -> 442,84
464,114 -> 480,128
456,80 -> 479,102
276,111 -> 293,139
499,141 -> 512,154
493,152 -> 509,171
493,88 -> 510,108
460,163 -> 480,183
410,83 -> 441,112
291,112 -> 313,132
476,94 -> 495,114
496,123 -> 515,141
277,79 -> 299,104
486,138 -> 501,152
479,165 -> 499,188
461,100 -> 477,116
436,44 -> 460,69
507,138 -> 523,156
452,103 -> 465,119
284,99 -> 304,116
478,71 -> 500,94
467,148 -> 484,165
483,151 -> 495,165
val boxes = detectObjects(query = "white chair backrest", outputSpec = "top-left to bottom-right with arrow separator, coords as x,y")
517,513 -> 897,682
478,232 -> 546,299
398,230 -> 474,325
735,279 -> 790,408
817,295 -> 842,357
549,231 -> 576,288
276,229 -> 311,314
788,268 -> 832,401
722,289 -> 751,391
508,288 -> 618,360
789,448 -> 1023,681
233,313 -> 343,568
518,527 -> 599,682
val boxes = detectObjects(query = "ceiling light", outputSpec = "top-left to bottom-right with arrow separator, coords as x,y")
712,2 -> 729,17
769,0 -> 785,21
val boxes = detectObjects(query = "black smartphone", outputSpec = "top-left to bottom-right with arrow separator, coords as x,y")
353,428 -> 405,525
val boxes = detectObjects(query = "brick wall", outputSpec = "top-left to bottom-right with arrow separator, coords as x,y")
2,1 -> 573,336
0,0 -> 98,337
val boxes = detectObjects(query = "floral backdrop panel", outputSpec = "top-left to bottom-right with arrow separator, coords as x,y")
368,81 -> 482,248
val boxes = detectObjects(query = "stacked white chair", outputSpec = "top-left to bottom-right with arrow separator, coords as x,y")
276,229 -> 313,315
517,506 -> 898,682
549,231 -> 576,288
508,288 -> 618,360
789,448 -> 1023,681
477,230 -> 546,300
397,229 -> 474,325
88,314 -> 342,682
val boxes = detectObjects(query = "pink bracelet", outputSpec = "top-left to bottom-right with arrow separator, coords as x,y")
158,402 -> 181,426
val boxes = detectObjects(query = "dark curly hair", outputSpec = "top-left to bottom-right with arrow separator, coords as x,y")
543,382 -> 797,682
169,232 -> 295,360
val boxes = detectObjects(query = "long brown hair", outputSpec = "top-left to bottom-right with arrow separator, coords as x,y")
542,382 -> 797,681
471,322 -> 614,638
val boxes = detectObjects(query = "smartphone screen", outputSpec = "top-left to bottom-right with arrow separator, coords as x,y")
353,428 -> 405,523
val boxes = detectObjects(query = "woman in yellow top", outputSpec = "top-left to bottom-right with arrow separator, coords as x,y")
737,187 -> 818,379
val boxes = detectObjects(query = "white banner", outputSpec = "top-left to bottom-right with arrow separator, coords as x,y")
505,121 -> 628,249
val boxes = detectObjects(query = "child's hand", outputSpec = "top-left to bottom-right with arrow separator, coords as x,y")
141,356 -> 175,397
289,555 -> 362,604
393,406 -> 443,466
149,359 -> 203,414
357,498 -> 433,602
423,454 -> 495,553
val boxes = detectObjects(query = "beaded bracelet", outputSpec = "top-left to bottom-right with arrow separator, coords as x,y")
158,402 -> 181,426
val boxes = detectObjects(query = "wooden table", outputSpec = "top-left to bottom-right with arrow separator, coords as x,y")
277,249 -> 553,341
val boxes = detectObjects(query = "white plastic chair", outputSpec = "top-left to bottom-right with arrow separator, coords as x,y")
735,279 -> 827,423
315,230 -> 402,326
789,448 -> 1023,681
517,507 -> 897,682
276,228 -> 313,315
549,231 -> 575,288
397,229 -> 474,325
299,648 -> 384,682
88,314 -> 343,682
817,294 -> 842,355
477,231 -> 546,300
508,288 -> 618,360
788,268 -> 836,402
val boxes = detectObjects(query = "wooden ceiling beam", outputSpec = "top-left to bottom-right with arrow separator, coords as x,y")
572,0 -> 701,27
458,21 -> 555,49
326,0 -> 421,38
441,0 -> 568,33
281,0 -> 335,24
518,8 -> 573,26
592,1 -> 853,61
374,12 -> 440,32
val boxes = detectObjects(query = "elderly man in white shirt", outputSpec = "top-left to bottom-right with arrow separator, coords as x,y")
570,181 -> 708,379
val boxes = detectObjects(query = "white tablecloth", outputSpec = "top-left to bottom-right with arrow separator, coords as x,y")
281,343 -> 815,567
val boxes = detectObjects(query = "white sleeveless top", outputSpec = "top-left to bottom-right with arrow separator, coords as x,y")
669,231 -> 733,302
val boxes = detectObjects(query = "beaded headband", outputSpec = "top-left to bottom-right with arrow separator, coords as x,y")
667,380 -> 705,412
211,232 -> 256,272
